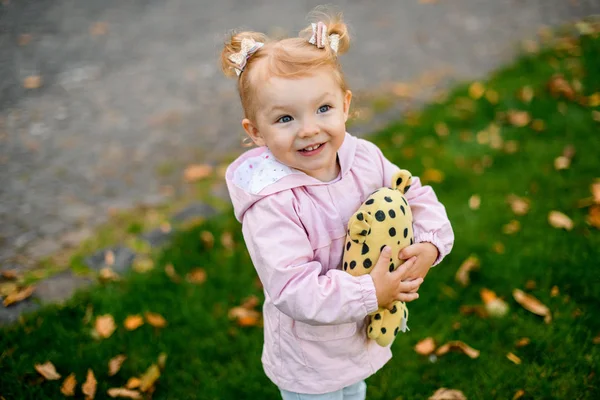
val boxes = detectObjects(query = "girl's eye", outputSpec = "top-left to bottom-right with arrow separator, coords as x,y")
277,115 -> 293,123
318,105 -> 331,113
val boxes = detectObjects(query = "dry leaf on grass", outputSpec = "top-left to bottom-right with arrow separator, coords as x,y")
554,156 -> 571,170
513,289 -> 551,323
124,315 -> 144,331
587,205 -> 600,229
61,373 -> 77,396
240,295 -> 260,309
531,119 -> 546,132
548,211 -> 573,230
82,369 -> 97,399
455,255 -> 480,287
469,82 -> 485,99
468,194 -> 481,210
592,181 -> 600,204
157,353 -> 168,370
144,312 -> 167,328
107,388 -> 141,399
35,361 -> 61,380
3,285 -> 35,306
132,256 -> 154,273
186,268 -> 207,284
95,315 -> 116,338
550,286 -> 560,297
200,231 -> 215,248
507,195 -> 530,216
459,304 -> 488,318
507,352 -> 522,364
125,377 -> 141,389
429,388 -> 467,400
184,164 -> 213,182
435,122 -> 449,137
547,74 -> 575,100
503,220 -> 521,235
480,288 -> 509,317
139,364 -> 161,392
492,241 -> 505,254
228,307 -> 261,327
415,337 -> 436,355
421,168 -> 445,183
518,86 -> 534,103
435,341 -> 480,359
221,232 -> 235,250
593,334 -> 600,345
515,337 -> 531,347
108,355 -> 127,376
164,264 -> 181,283
513,389 -> 526,400
507,110 -> 531,127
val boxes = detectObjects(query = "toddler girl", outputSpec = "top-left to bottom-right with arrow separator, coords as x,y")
223,10 -> 454,400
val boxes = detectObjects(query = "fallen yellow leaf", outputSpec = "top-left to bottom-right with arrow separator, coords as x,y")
480,288 -> 509,317
145,312 -> 167,328
547,74 -> 575,100
548,211 -> 573,230
184,164 -> 213,182
502,220 -> 521,235
139,364 -> 161,392
507,352 -> 522,364
186,268 -> 207,284
508,110 -> 531,127
82,369 -> 97,400
591,181 -> 600,204
221,232 -> 235,250
124,315 -> 144,331
507,194 -> 530,216
95,315 -> 116,339
228,307 -> 261,327
421,168 -> 444,184
455,255 -> 480,287
240,295 -> 260,309
518,86 -> 534,103
587,205 -> 600,229
61,373 -> 77,396
531,119 -> 546,132
3,285 -> 35,306
125,377 -> 141,389
107,388 -> 141,399
200,231 -> 215,248
164,264 -> 181,283
35,361 -> 61,380
513,389 -> 526,400
132,256 -> 154,273
468,194 -> 481,210
492,241 -> 505,254
485,89 -> 499,104
513,289 -> 552,323
414,337 -> 436,355
108,355 -> 127,376
435,122 -> 449,137
593,334 -> 600,345
435,341 -> 480,359
157,352 -> 168,370
23,75 -> 42,89
429,388 -> 467,400
554,156 -> 571,170
469,82 -> 485,100
550,286 -> 560,297
99,267 -> 120,282
515,337 -> 531,347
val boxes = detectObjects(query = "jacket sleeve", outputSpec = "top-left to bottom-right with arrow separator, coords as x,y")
368,140 -> 455,266
241,193 -> 379,325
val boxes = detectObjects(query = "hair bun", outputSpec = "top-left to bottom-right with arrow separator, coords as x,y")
220,31 -> 267,78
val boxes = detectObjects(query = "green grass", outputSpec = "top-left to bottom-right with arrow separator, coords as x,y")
2,24 -> 600,399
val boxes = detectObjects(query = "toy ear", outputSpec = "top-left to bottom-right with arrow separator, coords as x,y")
392,170 -> 412,194
348,210 -> 373,243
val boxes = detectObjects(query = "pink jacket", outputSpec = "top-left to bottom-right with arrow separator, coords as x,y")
225,133 -> 454,394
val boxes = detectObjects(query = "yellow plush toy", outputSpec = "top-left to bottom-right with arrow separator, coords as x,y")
342,169 -> 414,347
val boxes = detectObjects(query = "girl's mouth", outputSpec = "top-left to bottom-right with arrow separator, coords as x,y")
299,143 -> 324,155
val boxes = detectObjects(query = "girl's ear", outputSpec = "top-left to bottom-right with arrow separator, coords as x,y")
343,90 -> 353,122
242,118 -> 266,147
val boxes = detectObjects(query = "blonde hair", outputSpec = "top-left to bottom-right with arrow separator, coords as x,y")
220,9 -> 351,121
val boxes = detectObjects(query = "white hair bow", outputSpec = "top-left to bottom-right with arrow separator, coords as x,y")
228,38 -> 264,76
308,21 -> 340,54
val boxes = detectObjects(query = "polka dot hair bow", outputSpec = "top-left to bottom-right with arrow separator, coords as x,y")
308,21 -> 340,54
228,38 -> 264,76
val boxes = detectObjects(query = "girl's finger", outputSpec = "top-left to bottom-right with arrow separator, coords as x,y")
399,277 -> 423,292
393,256 -> 417,277
397,292 -> 419,302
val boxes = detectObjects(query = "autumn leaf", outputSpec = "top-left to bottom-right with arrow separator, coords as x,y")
124,315 -> 144,331
108,355 -> 127,376
459,304 -> 488,318
513,389 -> 526,399
548,211 -> 573,230
503,220 -> 521,235
164,264 -> 181,283
513,289 -> 552,323
240,295 -> 260,309
593,334 -> 600,345
518,86 -> 534,103
145,312 -> 167,328
455,255 -> 480,287
221,232 -> 235,250
157,353 -> 168,370
184,164 -> 213,182
554,156 -> 571,170
82,369 -> 97,400
485,89 -> 499,104
507,110 -> 531,127
139,364 -> 161,392
592,181 -> 600,204
507,352 -> 522,364
107,388 -> 141,399
492,241 -> 505,254
133,256 -> 154,273
99,267 -> 120,282
587,205 -> 600,229
434,122 -> 449,137
414,337 -> 436,355
3,285 -> 35,306
421,168 -> 445,184
61,373 -> 77,396
435,341 -> 480,359
228,306 -> 261,327
125,377 -> 141,389
507,194 -> 530,216
468,194 -> 481,210
200,231 -> 215,248
531,119 -> 546,132
515,337 -> 531,347
95,315 -> 116,338
186,268 -> 207,284
550,286 -> 560,297
469,82 -> 485,99
480,288 -> 509,317
547,74 -> 575,100
35,361 -> 61,380
23,75 -> 43,89
429,388 -> 467,400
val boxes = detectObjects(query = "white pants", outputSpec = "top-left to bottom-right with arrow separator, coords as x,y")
280,381 -> 367,400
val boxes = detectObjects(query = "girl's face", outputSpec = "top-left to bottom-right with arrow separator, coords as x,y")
242,69 -> 352,182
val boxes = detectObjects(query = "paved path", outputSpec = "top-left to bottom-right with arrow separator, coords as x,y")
1,0 -> 599,267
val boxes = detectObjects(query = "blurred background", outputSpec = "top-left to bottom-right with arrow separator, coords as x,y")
1,0 -> 599,286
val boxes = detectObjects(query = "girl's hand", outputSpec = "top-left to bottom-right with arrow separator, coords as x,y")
370,246 -> 423,310
398,242 -> 439,289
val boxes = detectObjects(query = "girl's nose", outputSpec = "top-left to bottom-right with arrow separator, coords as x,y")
299,119 -> 319,138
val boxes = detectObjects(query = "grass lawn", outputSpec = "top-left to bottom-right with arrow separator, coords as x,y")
2,21 -> 600,400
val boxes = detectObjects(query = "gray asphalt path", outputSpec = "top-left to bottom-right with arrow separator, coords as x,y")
1,0 -> 599,266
